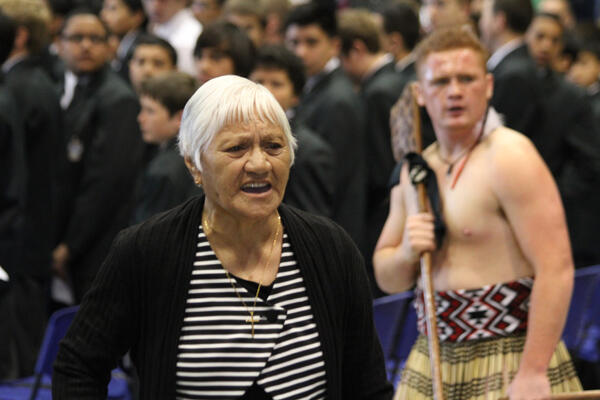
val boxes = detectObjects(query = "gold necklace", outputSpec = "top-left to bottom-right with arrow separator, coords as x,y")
202,214 -> 281,338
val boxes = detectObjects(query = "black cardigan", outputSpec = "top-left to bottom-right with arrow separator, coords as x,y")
52,196 -> 393,399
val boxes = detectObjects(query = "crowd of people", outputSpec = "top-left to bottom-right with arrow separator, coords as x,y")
0,0 -> 599,397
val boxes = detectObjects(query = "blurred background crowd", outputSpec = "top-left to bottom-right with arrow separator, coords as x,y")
1,0 -> 600,385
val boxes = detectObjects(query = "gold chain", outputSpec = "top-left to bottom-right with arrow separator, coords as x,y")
202,214 -> 281,338
224,270 -> 262,337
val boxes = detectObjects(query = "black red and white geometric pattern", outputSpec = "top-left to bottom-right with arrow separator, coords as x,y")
415,277 -> 533,342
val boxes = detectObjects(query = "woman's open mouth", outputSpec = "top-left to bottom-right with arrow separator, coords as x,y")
241,182 -> 272,194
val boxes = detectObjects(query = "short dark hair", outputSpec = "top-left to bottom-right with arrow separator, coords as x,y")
380,1 -> 420,51
572,25 -> 600,60
572,22 -> 600,59
0,9 -> 16,64
132,33 -> 178,66
138,71 -> 198,115
492,0 -> 533,34
194,21 -> 256,77
284,2 -> 336,38
415,26 -> 489,76
560,31 -> 578,59
534,11 -> 563,31
46,0 -> 74,16
578,41 -> 600,60
121,0 -> 143,12
60,7 -> 109,37
119,0 -> 147,29
254,44 -> 305,96
337,8 -> 381,56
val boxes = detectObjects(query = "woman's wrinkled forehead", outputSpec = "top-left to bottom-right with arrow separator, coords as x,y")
209,114 -> 285,145
217,106 -> 283,131
213,118 -> 285,140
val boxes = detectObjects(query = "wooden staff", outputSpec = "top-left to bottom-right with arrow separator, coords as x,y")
499,391 -> 600,400
410,83 -> 444,400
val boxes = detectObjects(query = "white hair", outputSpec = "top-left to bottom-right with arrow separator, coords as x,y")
179,75 -> 297,172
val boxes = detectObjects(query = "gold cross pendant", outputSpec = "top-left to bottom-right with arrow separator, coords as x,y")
246,312 -> 260,338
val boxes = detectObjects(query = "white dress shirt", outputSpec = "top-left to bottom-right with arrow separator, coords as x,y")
150,8 -> 202,75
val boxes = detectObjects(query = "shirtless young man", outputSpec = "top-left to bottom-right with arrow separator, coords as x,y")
373,27 -> 582,399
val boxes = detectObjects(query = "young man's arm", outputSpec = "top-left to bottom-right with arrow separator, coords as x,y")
491,129 -> 574,399
373,164 -> 436,293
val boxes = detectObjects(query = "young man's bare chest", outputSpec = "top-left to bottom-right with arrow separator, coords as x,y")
408,140 -> 532,289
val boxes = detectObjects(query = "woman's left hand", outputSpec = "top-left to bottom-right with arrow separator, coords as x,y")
52,243 -> 70,280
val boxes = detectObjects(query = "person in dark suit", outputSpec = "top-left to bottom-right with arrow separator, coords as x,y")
568,37 -> 600,115
36,0 -> 72,84
100,0 -> 147,84
380,1 -> 438,163
0,0 -> 64,277
479,0 -> 542,139
378,0 -> 420,86
0,9 -> 29,379
250,44 -> 336,218
0,0 -> 66,376
338,8 -> 405,296
284,2 -> 367,252
133,71 -> 202,224
0,9 -> 22,290
526,12 -> 600,269
526,11 -> 564,70
54,9 -> 144,301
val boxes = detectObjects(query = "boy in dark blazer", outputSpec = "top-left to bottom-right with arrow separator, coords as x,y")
284,2 -> 367,252
133,71 -> 202,223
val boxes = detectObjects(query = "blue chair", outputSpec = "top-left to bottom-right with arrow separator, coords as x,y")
373,291 -> 419,387
0,306 -> 131,399
566,265 -> 600,363
563,264 -> 600,357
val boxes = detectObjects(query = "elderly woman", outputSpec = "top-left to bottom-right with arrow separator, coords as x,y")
52,75 -> 392,400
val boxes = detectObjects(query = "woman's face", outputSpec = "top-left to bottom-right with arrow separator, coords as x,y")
191,119 -> 291,221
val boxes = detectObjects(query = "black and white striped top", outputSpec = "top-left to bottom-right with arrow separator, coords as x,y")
175,224 -> 327,400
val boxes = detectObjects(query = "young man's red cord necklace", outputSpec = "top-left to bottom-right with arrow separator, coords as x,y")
435,106 -> 489,189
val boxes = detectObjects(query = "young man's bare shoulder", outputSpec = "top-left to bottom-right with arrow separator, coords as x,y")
485,126 -> 550,190
485,127 -> 540,167
486,126 -> 533,149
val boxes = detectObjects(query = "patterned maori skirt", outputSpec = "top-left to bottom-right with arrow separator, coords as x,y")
394,278 -> 582,399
